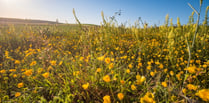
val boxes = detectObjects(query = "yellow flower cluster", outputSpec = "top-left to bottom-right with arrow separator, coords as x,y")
186,84 -> 197,90
82,83 -> 89,90
136,75 -> 146,85
196,89 -> 209,102
24,69 -> 33,76
103,95 -> 111,103
140,92 -> 156,103
17,82 -> 24,88
42,72 -> 49,78
103,75 -> 111,83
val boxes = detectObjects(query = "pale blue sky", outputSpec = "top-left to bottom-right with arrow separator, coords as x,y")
0,0 -> 208,26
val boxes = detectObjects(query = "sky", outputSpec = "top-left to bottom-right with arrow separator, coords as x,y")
0,0 -> 208,26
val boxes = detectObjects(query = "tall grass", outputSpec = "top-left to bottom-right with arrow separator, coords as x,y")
0,4 -> 209,103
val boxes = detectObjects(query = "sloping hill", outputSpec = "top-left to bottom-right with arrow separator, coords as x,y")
0,17 -> 62,25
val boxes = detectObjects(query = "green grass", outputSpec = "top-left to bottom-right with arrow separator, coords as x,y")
0,13 -> 209,103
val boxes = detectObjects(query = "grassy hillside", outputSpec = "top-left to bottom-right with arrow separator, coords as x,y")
0,17 -> 209,102
0,17 -> 61,25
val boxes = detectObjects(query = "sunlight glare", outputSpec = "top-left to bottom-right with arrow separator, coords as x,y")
3,0 -> 19,4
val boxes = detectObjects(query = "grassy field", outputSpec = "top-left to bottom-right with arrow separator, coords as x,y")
0,12 -> 209,103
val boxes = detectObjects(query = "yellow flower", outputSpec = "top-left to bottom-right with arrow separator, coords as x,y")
14,60 -> 21,64
117,93 -> 124,100
161,81 -> 167,87
126,69 -> 130,73
30,61 -> 36,66
13,74 -> 17,78
79,57 -> 84,61
187,84 -> 197,90
131,85 -> 136,90
9,69 -> 16,72
96,68 -> 102,73
170,71 -> 174,76
150,72 -> 155,77
128,64 -> 133,68
120,80 -> 125,85
59,61 -> 63,65
136,75 -> 146,85
164,69 -> 168,73
108,63 -> 114,69
185,66 -> 196,74
82,83 -> 89,90
24,69 -> 33,76
105,58 -> 111,64
103,95 -> 111,103
50,60 -> 56,66
15,92 -> 21,97
73,71 -> 80,76
196,89 -> 209,102
42,72 -> 49,78
140,92 -> 156,103
147,65 -> 151,70
103,75 -> 111,83
17,82 -> 24,88
98,55 -> 105,61
158,64 -> 163,69
182,88 -> 187,94
0,70 -> 6,74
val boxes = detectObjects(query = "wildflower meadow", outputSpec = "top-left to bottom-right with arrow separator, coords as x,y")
0,1 -> 209,103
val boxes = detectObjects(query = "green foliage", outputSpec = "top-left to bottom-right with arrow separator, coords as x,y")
0,2 -> 209,102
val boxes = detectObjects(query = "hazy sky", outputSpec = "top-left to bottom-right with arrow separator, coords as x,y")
0,0 -> 208,26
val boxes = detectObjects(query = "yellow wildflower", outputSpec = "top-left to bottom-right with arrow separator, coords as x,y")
96,68 -> 102,73
50,60 -> 56,66
128,64 -> 133,68
9,69 -> 16,72
105,58 -> 111,64
15,92 -> 21,97
24,69 -> 33,76
196,89 -> 209,102
170,71 -> 174,76
103,75 -> 111,83
14,60 -> 21,64
13,74 -> 17,78
120,80 -> 125,85
108,63 -> 114,69
161,81 -> 167,87
117,93 -> 124,100
131,85 -> 137,90
187,84 -> 197,90
0,70 -> 6,74
136,75 -> 146,85
17,82 -> 24,88
185,66 -> 196,74
147,65 -> 151,70
158,64 -> 163,69
140,92 -> 156,103
30,61 -> 36,66
59,61 -> 63,65
182,88 -> 186,94
126,69 -> 130,73
82,83 -> 89,90
150,72 -> 155,77
42,72 -> 49,78
98,55 -> 105,61
103,95 -> 111,103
